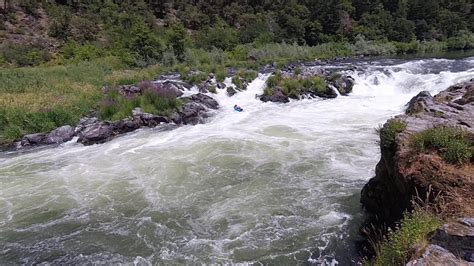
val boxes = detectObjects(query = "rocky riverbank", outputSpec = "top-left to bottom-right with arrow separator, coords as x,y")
1,65 -> 356,151
2,78 -> 219,150
361,80 -> 474,264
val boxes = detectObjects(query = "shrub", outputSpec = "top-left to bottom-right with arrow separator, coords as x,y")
447,32 -> 474,50
411,126 -> 472,164
98,83 -> 182,120
0,42 -> 51,66
377,119 -> 407,148
310,76 -> 327,93
294,67 -> 302,75
232,76 -> 245,90
373,209 -> 441,266
237,69 -> 258,82
185,71 -> 208,85
280,79 -> 301,99
208,86 -> 217,94
61,42 -> 106,62
266,75 -> 280,88
215,68 -> 227,82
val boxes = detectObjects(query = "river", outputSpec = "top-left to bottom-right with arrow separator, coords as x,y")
1,56 -> 473,265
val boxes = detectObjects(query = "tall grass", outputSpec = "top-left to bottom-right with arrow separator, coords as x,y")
411,126 -> 473,164
371,209 -> 441,266
0,57 -> 165,142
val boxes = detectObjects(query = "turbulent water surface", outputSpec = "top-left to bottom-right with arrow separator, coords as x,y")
1,57 -> 474,264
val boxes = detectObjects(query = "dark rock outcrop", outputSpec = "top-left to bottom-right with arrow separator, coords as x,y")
77,93 -> 218,145
45,125 -> 75,144
19,125 -> 75,147
361,81 -> 474,224
227,87 -> 237,97
259,90 -> 290,103
178,93 -> 219,125
77,122 -> 115,145
361,81 -> 474,263
327,74 -> 355,95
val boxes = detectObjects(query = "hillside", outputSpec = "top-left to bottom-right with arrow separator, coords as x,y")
1,0 -> 473,67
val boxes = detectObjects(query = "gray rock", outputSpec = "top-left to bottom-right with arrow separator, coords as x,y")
77,122 -> 115,145
188,93 -> 219,109
217,83 -> 226,89
328,74 -> 355,95
180,102 -> 206,125
406,91 -> 434,114
45,125 -> 75,144
407,245 -> 468,266
227,87 -> 237,97
259,90 -> 290,103
21,133 -> 47,146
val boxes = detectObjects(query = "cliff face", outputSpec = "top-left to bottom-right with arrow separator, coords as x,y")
361,80 -> 474,224
360,80 -> 474,264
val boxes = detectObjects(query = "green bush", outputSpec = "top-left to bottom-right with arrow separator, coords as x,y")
0,43 -> 51,67
98,85 -> 182,121
184,71 -> 208,85
208,86 -> 217,94
378,119 -> 407,148
280,79 -> 301,99
411,126 -> 472,164
232,76 -> 245,91
266,75 -> 280,88
215,68 -> 227,82
237,69 -> 258,82
61,42 -> 106,62
447,33 -> 474,50
373,209 -> 441,266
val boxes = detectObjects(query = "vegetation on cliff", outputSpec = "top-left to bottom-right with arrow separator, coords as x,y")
371,208 -> 441,266
411,126 -> 473,165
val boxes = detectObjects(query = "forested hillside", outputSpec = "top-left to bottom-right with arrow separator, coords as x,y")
1,0 -> 473,67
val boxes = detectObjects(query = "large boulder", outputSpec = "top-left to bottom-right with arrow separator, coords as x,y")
180,102 -> 206,125
259,90 -> 290,103
45,125 -> 75,144
178,93 -> 219,125
77,122 -> 115,145
227,87 -> 237,97
328,74 -> 355,95
189,93 -> 219,109
405,91 -> 434,115
20,133 -> 47,146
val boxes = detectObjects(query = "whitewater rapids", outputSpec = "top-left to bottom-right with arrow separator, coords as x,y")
1,57 -> 473,264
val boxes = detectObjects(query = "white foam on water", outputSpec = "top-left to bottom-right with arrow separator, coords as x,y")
0,57 -> 473,264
